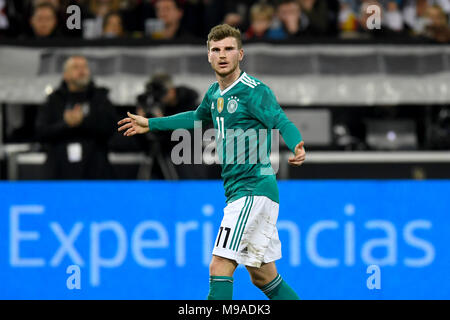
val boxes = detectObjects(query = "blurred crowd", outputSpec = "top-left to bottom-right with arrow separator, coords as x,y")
0,0 -> 449,42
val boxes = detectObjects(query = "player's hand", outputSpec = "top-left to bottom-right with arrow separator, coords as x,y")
117,112 -> 150,136
288,141 -> 306,166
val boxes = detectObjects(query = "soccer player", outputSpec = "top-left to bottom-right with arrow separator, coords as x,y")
118,24 -> 306,300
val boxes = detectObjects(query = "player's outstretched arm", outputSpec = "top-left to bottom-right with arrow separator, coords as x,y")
117,112 -> 150,136
288,141 -> 306,166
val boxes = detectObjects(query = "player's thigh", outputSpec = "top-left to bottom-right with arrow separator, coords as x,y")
246,261 -> 278,288
209,254 -> 238,277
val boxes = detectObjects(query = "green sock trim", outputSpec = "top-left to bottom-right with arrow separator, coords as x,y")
207,276 -> 234,300
261,274 -> 282,294
209,276 -> 234,283
260,274 -> 300,300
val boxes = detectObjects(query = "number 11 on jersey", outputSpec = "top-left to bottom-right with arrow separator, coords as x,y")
216,116 -> 225,139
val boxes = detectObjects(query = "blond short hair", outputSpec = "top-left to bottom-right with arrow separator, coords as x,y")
207,24 -> 242,50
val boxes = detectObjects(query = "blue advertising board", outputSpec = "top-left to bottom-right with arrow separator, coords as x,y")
0,180 -> 449,299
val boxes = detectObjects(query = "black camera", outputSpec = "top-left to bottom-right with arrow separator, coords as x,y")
137,77 -> 169,117
430,107 -> 450,149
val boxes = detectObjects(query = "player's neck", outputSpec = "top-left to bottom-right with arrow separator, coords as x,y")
216,67 -> 242,92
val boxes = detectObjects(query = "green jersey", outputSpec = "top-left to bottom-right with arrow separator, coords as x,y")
148,71 -> 302,204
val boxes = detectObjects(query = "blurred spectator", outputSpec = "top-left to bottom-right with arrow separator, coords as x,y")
338,0 -> 359,33
384,1 -> 404,32
354,0 -> 407,39
0,0 -> 8,30
83,0 -> 122,39
28,2 -> 61,38
244,2 -> 274,39
434,0 -> 450,14
222,0 -> 256,32
149,0 -> 193,39
89,0 -> 122,18
422,4 -> 450,42
180,0 -> 216,39
340,0 -> 424,37
0,0 -> 28,38
102,11 -> 125,37
298,0 -> 339,36
267,0 -> 311,39
201,0 -> 229,38
20,0 -> 88,38
35,56 -> 117,179
403,0 -> 431,34
223,12 -> 244,29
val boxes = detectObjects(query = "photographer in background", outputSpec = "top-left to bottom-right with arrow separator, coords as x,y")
136,73 -> 206,179
35,55 -> 117,179
137,73 -> 198,119
429,105 -> 450,149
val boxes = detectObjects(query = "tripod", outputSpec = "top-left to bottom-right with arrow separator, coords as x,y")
137,133 -> 179,180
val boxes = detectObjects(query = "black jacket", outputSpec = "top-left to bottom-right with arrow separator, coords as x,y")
35,81 -> 117,179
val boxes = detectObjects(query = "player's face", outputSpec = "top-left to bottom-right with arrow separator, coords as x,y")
208,37 -> 244,77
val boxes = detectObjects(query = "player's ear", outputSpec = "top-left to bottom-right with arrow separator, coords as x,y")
207,50 -> 211,63
239,48 -> 244,61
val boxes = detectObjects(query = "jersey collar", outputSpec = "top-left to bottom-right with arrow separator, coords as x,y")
220,71 -> 246,96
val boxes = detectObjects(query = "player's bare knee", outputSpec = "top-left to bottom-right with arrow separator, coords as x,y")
246,267 -> 267,288
209,255 -> 237,276
250,276 -> 268,288
208,259 -> 220,275
247,263 -> 278,288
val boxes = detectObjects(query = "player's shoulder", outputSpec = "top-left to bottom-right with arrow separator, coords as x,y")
203,81 -> 219,97
240,72 -> 273,95
208,81 -> 219,92
239,72 -> 261,89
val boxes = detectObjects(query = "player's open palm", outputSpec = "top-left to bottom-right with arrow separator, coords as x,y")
288,141 -> 306,166
118,112 -> 150,136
